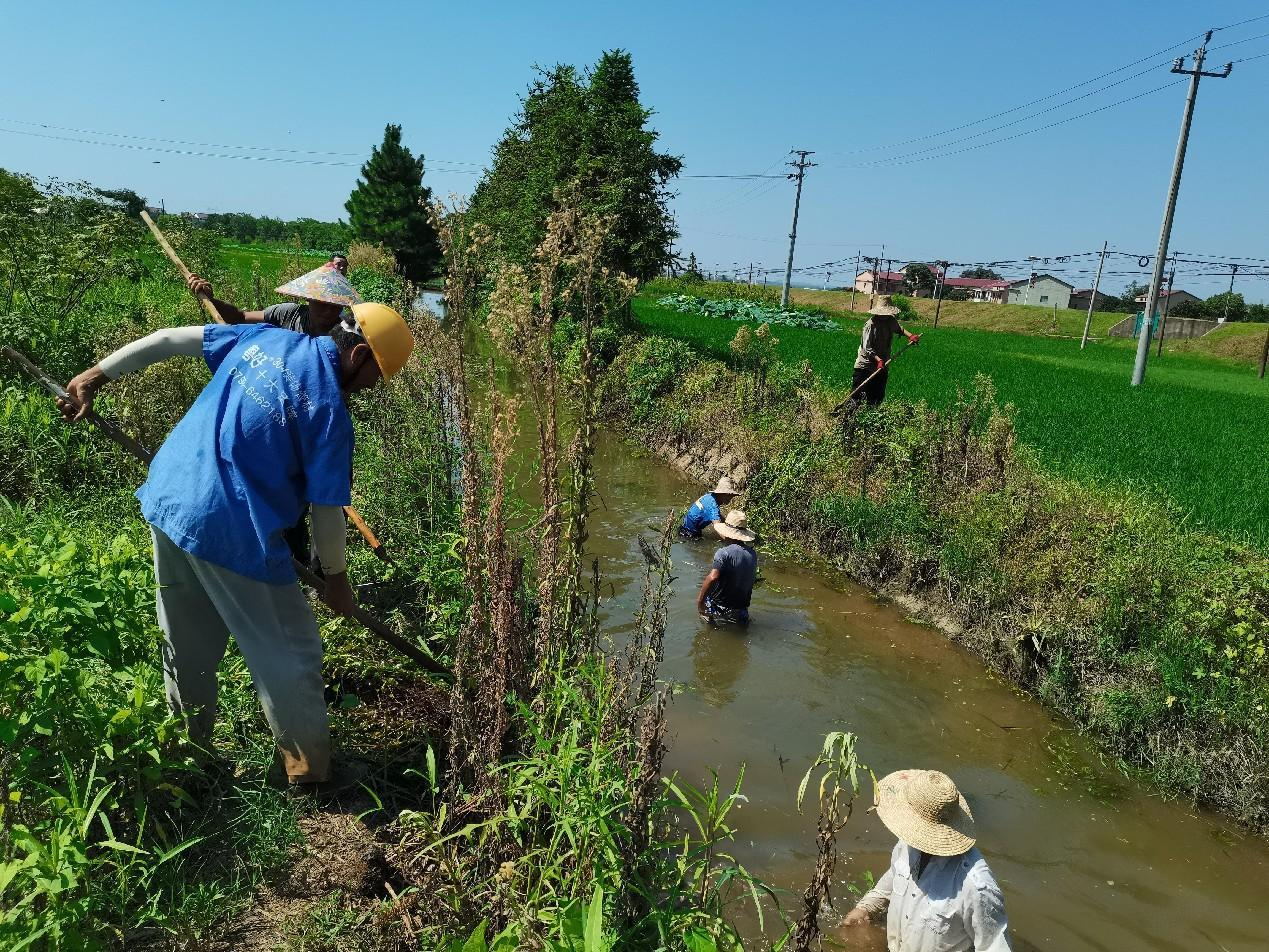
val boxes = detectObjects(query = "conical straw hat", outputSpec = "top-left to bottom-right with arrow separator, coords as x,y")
712,476 -> 739,496
875,769 -> 976,857
275,265 -> 363,307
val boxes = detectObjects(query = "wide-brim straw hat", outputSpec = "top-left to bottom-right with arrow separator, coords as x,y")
875,769 -> 976,856
869,295 -> 901,317
276,265 -> 363,307
715,509 -> 756,544
712,476 -> 739,497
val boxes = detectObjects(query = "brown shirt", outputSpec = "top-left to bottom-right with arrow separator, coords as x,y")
854,314 -> 902,370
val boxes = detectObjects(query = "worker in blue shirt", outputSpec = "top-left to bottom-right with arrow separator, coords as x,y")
680,476 -> 740,540
57,303 -> 414,793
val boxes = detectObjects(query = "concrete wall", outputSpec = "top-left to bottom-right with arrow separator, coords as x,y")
1007,277 -> 1072,309
1108,316 -> 1219,340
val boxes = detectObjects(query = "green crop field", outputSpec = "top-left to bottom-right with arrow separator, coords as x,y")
634,296 -> 1269,545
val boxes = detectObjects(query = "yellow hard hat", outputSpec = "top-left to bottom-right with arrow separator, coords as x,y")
350,302 -> 414,380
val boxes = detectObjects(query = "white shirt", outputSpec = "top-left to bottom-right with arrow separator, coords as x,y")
855,841 -> 1012,952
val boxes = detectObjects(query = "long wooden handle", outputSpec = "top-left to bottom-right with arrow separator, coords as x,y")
1,346 -> 443,676
139,211 -> 389,560
140,210 -> 225,325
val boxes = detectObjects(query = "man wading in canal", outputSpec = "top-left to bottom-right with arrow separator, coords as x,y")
56,303 -> 414,792
838,769 -> 1012,951
851,296 -> 921,407
695,510 -> 758,626
680,475 -> 740,540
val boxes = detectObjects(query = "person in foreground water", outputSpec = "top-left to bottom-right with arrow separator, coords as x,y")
695,510 -> 758,626
839,769 -> 1012,951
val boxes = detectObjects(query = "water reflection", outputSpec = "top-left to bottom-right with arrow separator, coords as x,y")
690,623 -> 750,708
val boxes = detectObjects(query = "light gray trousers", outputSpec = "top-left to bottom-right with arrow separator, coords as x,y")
150,526 -> 330,782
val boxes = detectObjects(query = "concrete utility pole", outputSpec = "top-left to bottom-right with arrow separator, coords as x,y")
1156,254 -> 1177,357
1081,240 -> 1108,350
851,251 -> 861,311
933,260 -> 950,327
780,149 -> 816,309
1132,31 -> 1232,386
1221,264 -> 1239,322
747,262 -> 754,285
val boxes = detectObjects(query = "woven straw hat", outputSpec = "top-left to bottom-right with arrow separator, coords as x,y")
276,265 -> 363,307
869,295 -> 901,317
712,476 -> 739,497
875,769 -> 976,856
715,510 -> 756,544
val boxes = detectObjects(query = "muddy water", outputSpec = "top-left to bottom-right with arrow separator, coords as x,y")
573,430 -> 1268,951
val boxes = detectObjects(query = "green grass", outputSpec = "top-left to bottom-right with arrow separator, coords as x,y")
633,295 -> 1269,545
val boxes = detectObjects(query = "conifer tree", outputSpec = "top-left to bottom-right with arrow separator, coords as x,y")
345,124 -> 440,282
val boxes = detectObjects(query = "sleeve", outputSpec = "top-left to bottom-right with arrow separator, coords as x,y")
98,327 -> 205,379
712,548 -> 729,572
965,875 -> 1012,952
859,319 -> 878,360
202,323 -> 253,373
854,865 -> 895,918
262,302 -> 301,328
701,494 -> 721,523
299,406 -> 354,508
309,504 -> 348,575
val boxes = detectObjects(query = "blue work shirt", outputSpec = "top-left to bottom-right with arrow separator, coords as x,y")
137,324 -> 354,584
681,492 -> 721,536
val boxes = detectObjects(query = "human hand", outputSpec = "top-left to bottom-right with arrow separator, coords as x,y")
840,907 -> 870,928
321,572 -> 357,617
186,274 -> 213,299
875,357 -> 886,371
57,366 -> 108,422
907,332 -> 921,345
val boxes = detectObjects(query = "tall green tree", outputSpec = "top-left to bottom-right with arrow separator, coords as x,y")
345,124 -> 440,282
469,50 -> 682,280
959,266 -> 1002,280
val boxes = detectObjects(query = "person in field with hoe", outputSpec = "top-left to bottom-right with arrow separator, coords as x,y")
184,259 -> 362,336
848,295 -> 921,408
56,302 -> 414,793
837,769 -> 1012,951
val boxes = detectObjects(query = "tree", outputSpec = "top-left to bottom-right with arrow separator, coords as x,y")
903,263 -> 936,297
1204,291 -> 1245,322
345,124 -> 441,282
1121,281 -> 1149,306
469,50 -> 682,280
959,266 -> 1002,280
684,252 -> 703,282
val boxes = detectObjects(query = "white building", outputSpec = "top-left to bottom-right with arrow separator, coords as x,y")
1007,274 -> 1074,309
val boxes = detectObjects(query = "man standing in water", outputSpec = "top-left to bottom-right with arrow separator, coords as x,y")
680,476 -> 740,540
850,296 -> 920,407
185,261 -> 362,336
695,510 -> 758,626
838,769 -> 1012,951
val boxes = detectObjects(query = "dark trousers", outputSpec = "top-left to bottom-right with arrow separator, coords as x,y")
850,365 -> 889,407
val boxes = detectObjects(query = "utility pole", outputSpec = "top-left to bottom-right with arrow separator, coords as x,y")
1156,255 -> 1177,357
1081,240 -> 1108,350
933,260 -> 950,327
1132,31 -> 1232,386
780,149 -> 816,309
851,251 -> 860,311
747,262 -> 754,285
1221,264 -> 1239,322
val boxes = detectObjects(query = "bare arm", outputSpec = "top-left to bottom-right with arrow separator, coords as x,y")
696,568 -> 720,615
843,865 -> 895,926
186,274 -> 267,324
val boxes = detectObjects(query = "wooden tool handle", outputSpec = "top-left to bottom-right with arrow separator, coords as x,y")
140,210 -> 226,325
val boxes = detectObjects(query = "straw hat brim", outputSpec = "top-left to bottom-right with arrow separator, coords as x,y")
875,770 -> 976,857
275,265 -> 363,307
714,521 -> 756,544
868,305 -> 902,317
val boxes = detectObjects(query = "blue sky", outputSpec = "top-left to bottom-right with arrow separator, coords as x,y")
4,1 -> 1268,298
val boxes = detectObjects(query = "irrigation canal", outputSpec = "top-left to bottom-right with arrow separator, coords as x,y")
437,290 -> 1269,951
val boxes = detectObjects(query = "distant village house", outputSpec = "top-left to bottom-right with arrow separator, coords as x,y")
1007,274 -> 1074,309
1134,288 -> 1201,310
1068,288 -> 1117,312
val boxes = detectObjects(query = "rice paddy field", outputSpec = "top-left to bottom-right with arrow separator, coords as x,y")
633,295 -> 1269,546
